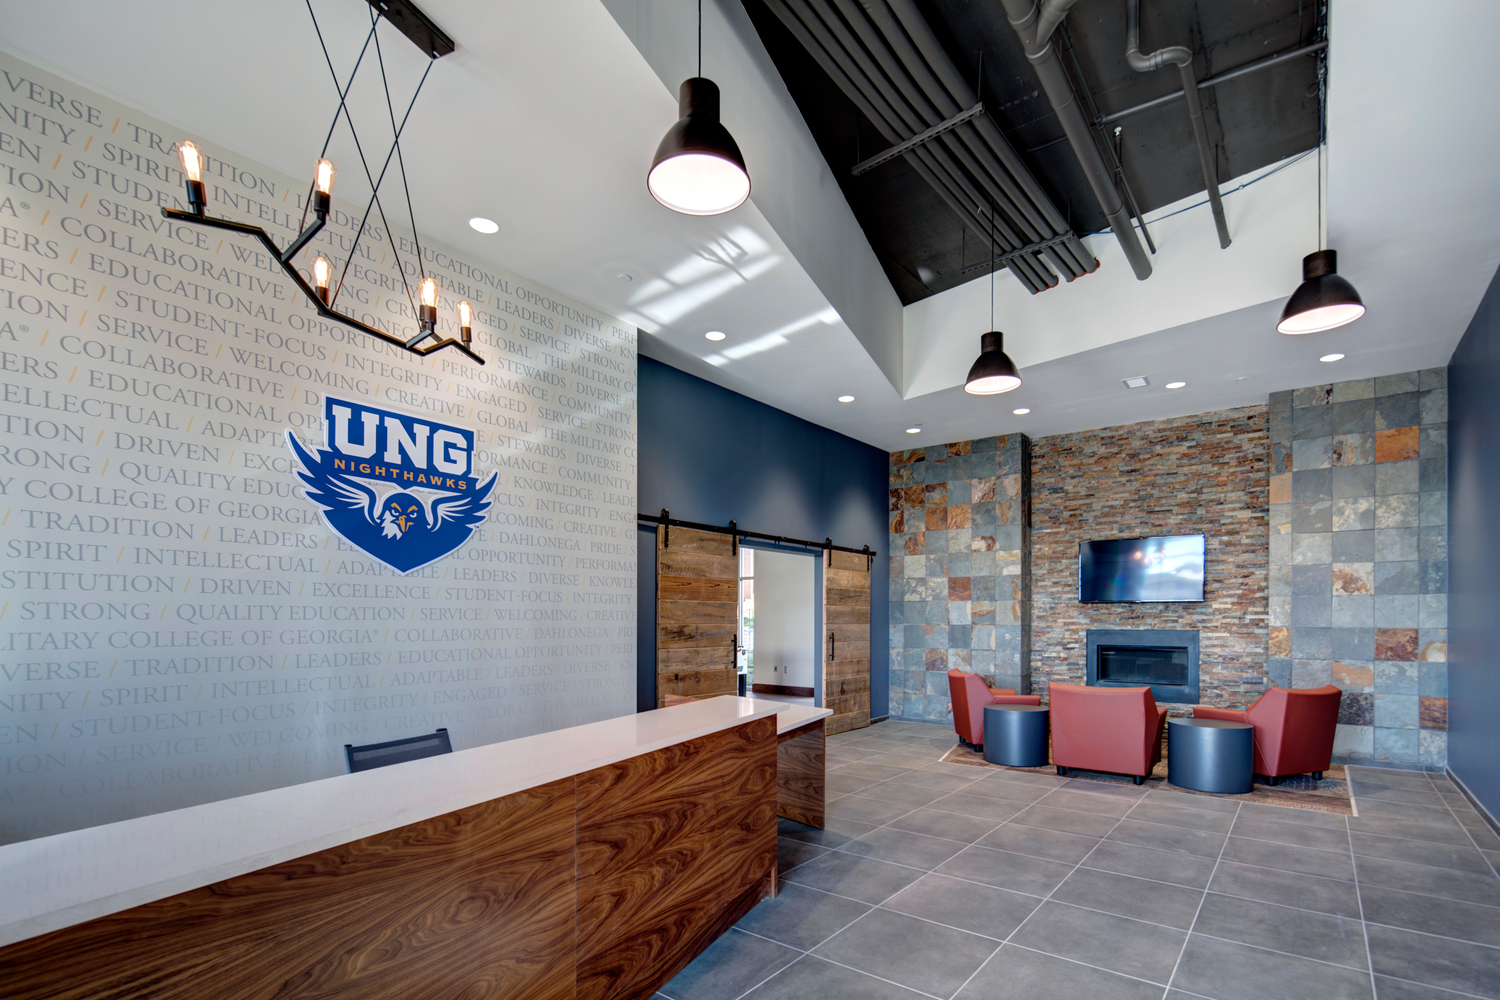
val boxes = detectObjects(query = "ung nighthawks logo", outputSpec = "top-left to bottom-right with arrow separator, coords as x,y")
287,397 -> 496,574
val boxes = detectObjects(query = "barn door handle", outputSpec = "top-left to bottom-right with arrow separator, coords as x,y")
828,631 -> 835,661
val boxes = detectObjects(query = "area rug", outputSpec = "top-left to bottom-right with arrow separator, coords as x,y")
938,743 -> 1355,816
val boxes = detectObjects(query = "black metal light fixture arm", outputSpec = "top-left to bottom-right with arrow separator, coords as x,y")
161,206 -> 485,365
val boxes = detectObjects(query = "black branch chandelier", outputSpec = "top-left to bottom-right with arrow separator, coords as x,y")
163,0 -> 484,365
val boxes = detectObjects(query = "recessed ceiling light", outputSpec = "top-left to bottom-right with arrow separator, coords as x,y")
468,217 -> 499,234
704,331 -> 726,341
838,395 -> 855,403
1320,353 -> 1345,363
1012,407 -> 1030,415
1165,381 -> 1187,389
1122,376 -> 1150,389
905,427 -> 921,434
1235,376 -> 1248,381
616,273 -> 633,283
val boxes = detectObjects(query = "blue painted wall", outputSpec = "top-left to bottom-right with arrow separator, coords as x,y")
639,356 -> 891,718
1449,265 -> 1500,819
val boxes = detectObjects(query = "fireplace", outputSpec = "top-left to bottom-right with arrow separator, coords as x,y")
1085,629 -> 1199,704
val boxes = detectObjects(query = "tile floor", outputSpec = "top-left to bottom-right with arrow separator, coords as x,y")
658,720 -> 1500,1000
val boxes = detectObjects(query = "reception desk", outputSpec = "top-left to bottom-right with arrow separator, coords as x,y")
771,702 -> 831,828
0,697 -> 785,1000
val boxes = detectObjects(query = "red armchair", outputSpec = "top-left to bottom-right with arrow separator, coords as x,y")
1193,685 -> 1341,785
1050,683 -> 1168,785
948,669 -> 1041,749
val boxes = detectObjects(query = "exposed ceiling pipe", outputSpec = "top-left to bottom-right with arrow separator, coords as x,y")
858,0 -> 1092,281
767,0 -> 1055,291
877,0 -> 1096,280
1125,0 -> 1231,249
998,0 -> 1154,280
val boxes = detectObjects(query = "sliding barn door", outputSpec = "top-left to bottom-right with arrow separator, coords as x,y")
823,550 -> 872,734
655,526 -> 738,706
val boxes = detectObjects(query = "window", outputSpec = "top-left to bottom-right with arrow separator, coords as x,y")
738,547 -> 753,681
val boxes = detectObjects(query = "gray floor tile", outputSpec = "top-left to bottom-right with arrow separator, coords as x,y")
1062,779 -> 1152,803
838,827 -> 967,871
781,851 -> 926,905
935,845 -> 1076,896
1463,825 -> 1500,853
1127,799 -> 1238,833
850,782 -> 951,808
1193,892 -> 1369,970
1349,767 -> 1434,789
1355,800 -> 1462,825
659,927 -> 801,1000
778,836 -> 829,873
1360,884 -> 1500,948
1349,814 -> 1475,847
1051,865 -> 1205,929
827,794 -> 918,828
827,772 -> 884,796
882,770 -> 980,793
734,883 -> 871,951
1231,811 -> 1353,852
958,779 -> 1054,805
812,908 -> 1000,998
1355,855 -> 1500,907
1355,785 -> 1449,807
882,872 -> 1042,940
1011,803 -> 1121,838
979,769 -> 1067,789
1237,800 -> 1351,829
740,955 -> 931,1000
1366,924 -> 1500,997
1044,788 -> 1139,815
1147,788 -> 1243,815
1082,839 -> 1220,889
1010,900 -> 1186,984
1221,835 -> 1356,881
1371,974 -> 1494,999
837,761 -> 920,781
1208,861 -> 1363,917
879,753 -> 947,770
976,823 -> 1100,864
778,817 -> 867,848
1350,832 -> 1495,873
953,944 -> 1164,1000
1107,818 -> 1229,858
926,791 -> 1029,823
885,806 -> 1001,844
1171,933 -> 1374,1000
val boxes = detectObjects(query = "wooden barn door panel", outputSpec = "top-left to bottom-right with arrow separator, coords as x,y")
823,550 -> 871,735
656,526 -> 738,706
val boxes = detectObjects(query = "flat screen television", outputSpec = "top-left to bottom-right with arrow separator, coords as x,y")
1079,534 -> 1205,603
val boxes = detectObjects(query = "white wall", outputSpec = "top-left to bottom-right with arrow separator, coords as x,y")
751,549 -> 814,691
0,52 -> 636,844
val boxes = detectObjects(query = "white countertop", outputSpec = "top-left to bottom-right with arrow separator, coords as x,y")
0,696 -> 782,949
764,702 -> 834,735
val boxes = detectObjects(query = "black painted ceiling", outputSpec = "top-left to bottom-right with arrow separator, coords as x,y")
739,0 -> 1322,304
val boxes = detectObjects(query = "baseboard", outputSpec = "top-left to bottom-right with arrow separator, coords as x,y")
1447,766 -> 1500,838
889,716 -> 950,726
751,683 -> 814,698
869,715 -> 889,725
1332,755 -> 1443,774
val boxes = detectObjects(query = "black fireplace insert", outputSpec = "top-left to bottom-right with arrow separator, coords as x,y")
1085,629 -> 1200,704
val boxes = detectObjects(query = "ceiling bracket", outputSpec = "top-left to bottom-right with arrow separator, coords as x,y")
850,101 -> 985,176
365,0 -> 455,58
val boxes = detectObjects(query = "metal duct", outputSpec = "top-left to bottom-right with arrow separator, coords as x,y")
1125,0 -> 1231,248
999,0 -> 1154,280
762,0 -> 1097,293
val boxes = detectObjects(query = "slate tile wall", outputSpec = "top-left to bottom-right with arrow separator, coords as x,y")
1269,369 -> 1449,767
887,435 -> 1030,721
1030,407 -> 1271,706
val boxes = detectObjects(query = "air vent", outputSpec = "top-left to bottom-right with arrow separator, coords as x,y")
1122,376 -> 1150,389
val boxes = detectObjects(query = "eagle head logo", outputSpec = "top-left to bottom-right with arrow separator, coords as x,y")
381,493 -> 427,539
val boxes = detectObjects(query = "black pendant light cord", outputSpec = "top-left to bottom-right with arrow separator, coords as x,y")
1316,0 -> 1327,252
698,0 -> 703,78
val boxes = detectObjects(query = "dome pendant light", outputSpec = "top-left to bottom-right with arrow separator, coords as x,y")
964,204 -> 1022,395
647,0 -> 750,215
1278,53 -> 1363,335
1277,249 -> 1365,334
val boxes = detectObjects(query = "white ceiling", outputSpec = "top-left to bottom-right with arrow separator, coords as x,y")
4,0 -> 1497,453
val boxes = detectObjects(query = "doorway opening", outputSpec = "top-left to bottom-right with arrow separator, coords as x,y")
738,545 -> 818,707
